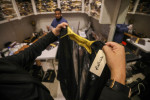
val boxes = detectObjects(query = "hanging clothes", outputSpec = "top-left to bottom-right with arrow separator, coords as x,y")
57,28 -> 77,100
80,41 -> 110,100
58,27 -> 110,100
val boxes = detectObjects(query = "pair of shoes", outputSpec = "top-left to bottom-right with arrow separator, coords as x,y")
43,70 -> 56,83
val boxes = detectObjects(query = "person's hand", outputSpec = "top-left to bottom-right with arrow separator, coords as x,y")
127,24 -> 133,30
102,42 -> 126,85
52,22 -> 68,36
46,26 -> 50,31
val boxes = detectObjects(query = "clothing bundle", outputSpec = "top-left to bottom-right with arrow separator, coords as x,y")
57,27 -> 110,100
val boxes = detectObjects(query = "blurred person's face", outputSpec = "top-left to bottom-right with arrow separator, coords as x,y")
55,11 -> 62,19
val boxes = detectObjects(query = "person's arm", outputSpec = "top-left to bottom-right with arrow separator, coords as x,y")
99,42 -> 131,100
2,23 -> 68,68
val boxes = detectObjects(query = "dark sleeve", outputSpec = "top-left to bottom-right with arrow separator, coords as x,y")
3,31 -> 58,68
99,86 -> 130,100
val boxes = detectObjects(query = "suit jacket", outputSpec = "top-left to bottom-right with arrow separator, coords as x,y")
0,32 -> 57,100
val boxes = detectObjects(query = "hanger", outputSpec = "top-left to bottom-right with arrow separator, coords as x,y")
60,27 -> 96,54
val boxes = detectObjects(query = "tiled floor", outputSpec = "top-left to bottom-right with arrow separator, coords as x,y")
41,60 -> 65,100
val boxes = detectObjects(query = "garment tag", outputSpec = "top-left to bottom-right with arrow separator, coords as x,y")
90,50 -> 106,77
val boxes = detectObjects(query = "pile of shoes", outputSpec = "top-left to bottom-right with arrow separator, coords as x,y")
71,1 -> 82,11
60,0 -> 72,11
128,0 -> 136,12
36,0 -> 57,12
0,0 -> 17,20
136,1 -> 150,14
90,0 -> 101,19
84,0 -> 89,13
60,0 -> 82,11
43,69 -> 56,82
16,0 -> 33,16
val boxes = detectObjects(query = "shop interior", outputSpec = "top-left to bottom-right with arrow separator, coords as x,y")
0,0 -> 150,100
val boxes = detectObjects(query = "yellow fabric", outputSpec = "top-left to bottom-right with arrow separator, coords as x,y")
50,43 -> 56,47
60,27 -> 95,54
135,38 -> 140,43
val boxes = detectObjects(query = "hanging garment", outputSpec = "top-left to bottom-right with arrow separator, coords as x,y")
79,41 -> 110,100
57,28 -> 77,100
79,28 -> 110,100
58,27 -> 110,100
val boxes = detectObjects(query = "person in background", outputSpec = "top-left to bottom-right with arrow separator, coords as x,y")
113,24 -> 133,43
47,8 -> 68,31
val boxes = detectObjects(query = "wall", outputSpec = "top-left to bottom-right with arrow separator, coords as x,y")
90,17 -> 110,39
0,13 -> 110,49
0,16 -> 34,49
33,13 -> 110,39
126,14 -> 150,37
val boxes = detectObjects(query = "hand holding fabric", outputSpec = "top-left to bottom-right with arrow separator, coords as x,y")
102,42 -> 126,85
52,22 -> 68,36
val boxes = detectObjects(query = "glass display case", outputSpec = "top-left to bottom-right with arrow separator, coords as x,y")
35,0 -> 57,13
90,0 -> 101,19
0,0 -> 17,21
16,0 -> 33,16
60,0 -> 82,12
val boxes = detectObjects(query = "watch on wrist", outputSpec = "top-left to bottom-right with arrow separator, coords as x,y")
106,79 -> 131,98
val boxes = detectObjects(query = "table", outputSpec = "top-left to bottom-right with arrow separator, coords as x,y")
127,38 -> 150,54
36,46 -> 58,78
36,46 -> 58,60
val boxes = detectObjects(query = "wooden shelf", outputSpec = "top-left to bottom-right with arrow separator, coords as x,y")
0,17 -> 18,24
128,12 -> 150,16
0,0 -> 131,26
37,12 -> 54,15
134,12 -> 150,16
20,14 -> 34,19
62,11 -> 83,13
91,15 -> 99,21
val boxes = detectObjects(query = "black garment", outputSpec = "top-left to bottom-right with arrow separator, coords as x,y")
57,28 -> 77,100
80,41 -> 110,100
79,41 -> 130,100
0,32 -> 57,100
58,28 -> 130,100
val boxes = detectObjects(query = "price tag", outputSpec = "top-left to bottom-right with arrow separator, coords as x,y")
90,50 -> 106,77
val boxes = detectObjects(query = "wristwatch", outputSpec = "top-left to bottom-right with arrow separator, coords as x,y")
106,79 -> 131,98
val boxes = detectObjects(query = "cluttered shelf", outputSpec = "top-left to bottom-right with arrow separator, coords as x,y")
128,0 -> 150,16
0,0 -> 103,24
